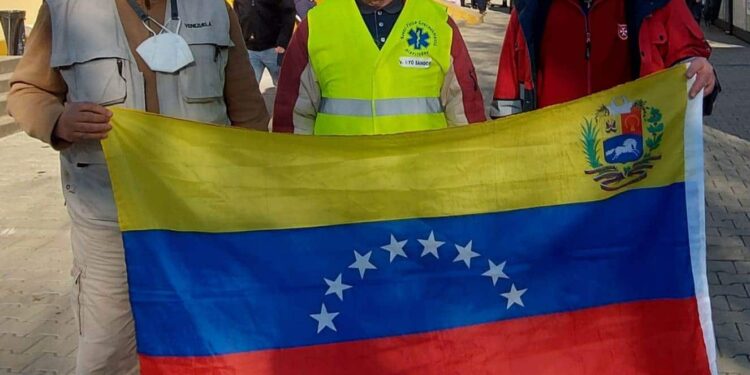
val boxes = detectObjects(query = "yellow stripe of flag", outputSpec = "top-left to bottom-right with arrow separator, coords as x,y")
103,66 -> 688,233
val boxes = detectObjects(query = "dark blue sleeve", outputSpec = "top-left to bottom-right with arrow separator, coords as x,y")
294,0 -> 315,18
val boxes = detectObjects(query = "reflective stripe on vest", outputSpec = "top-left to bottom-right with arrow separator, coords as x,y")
319,98 -> 443,117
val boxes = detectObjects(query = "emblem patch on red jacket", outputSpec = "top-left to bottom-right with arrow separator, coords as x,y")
617,24 -> 629,40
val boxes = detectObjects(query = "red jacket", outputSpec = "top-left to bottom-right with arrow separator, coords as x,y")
491,0 -> 712,117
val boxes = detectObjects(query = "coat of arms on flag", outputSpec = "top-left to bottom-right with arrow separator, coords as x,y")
582,96 -> 666,191
102,66 -> 715,374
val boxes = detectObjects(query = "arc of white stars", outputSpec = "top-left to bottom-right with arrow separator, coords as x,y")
482,259 -> 509,286
381,235 -> 408,262
349,250 -> 377,279
418,231 -> 445,259
453,240 -> 480,268
501,284 -> 527,309
310,303 -> 339,333
324,273 -> 352,301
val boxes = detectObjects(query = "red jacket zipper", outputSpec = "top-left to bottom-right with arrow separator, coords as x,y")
583,0 -> 594,94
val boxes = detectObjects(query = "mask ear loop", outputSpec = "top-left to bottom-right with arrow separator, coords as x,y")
143,16 -> 180,37
163,17 -> 182,35
141,17 -> 158,36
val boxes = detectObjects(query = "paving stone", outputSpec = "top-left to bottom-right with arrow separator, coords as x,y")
736,262 -> 750,274
716,322 -> 743,341
25,334 -> 78,358
712,284 -> 750,298
707,218 -> 738,231
0,319 -> 63,337
718,338 -> 750,358
728,296 -> 750,311
715,295 -> 732,311
718,355 -> 750,374
720,273 -> 750,285
0,333 -> 45,355
0,351 -> 33,373
711,261 -> 739,273
708,236 -> 748,248
715,311 -> 750,325
720,227 -> 750,237
21,352 -> 75,375
738,323 -> 750,343
711,272 -> 722,285
712,213 -> 750,223
709,247 -> 750,261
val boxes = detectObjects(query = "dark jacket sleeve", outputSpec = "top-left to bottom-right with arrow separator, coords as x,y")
273,20 -> 312,132
277,0 -> 297,48
295,0 -> 315,18
232,0 -> 251,46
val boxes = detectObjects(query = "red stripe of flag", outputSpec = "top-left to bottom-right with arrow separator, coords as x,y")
140,298 -> 710,375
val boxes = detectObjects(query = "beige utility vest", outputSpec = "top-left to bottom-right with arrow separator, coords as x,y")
47,0 -> 233,228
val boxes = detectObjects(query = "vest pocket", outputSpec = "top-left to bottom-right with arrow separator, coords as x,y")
59,58 -> 127,106
179,45 -> 228,103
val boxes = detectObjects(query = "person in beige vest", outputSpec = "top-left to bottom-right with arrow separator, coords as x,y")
7,0 -> 270,373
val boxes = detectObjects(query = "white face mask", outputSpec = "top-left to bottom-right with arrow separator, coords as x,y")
136,21 -> 194,74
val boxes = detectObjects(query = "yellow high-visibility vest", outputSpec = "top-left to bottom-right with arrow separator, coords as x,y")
307,0 -> 452,135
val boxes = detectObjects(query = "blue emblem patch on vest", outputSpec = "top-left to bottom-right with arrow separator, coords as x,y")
400,21 -> 437,57
407,27 -> 430,50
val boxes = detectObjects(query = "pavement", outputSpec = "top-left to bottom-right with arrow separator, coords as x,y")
0,9 -> 749,374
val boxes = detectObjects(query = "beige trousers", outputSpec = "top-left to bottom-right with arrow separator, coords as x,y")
70,221 -> 140,375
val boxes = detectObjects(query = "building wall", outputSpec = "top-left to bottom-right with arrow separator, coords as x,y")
1,0 -> 42,55
3,0 -> 42,25
718,0 -> 750,42
0,0 -> 241,55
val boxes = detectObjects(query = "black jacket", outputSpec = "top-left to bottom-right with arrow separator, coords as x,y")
234,0 -> 296,51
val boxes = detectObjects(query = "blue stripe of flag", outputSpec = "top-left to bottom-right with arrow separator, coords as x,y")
124,184 -> 695,357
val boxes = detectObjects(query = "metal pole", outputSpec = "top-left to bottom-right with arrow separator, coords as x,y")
727,0 -> 734,34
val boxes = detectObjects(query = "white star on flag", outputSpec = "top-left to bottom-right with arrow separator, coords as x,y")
324,274 -> 352,301
482,259 -> 509,286
349,250 -> 377,279
453,240 -> 480,268
501,284 -> 527,309
381,234 -> 408,262
418,231 -> 445,259
310,303 -> 339,333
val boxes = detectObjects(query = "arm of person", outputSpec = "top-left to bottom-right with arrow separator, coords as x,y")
223,2 -> 271,131
658,0 -> 719,112
7,3 -> 112,148
272,20 -> 319,134
490,11 -> 524,118
276,0 -> 297,52
441,17 -> 486,126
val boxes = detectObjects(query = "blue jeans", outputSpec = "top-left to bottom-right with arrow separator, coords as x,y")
249,48 -> 280,86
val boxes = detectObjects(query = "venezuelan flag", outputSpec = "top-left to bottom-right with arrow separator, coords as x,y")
103,66 -> 715,374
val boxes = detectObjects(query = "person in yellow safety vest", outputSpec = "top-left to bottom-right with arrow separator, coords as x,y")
272,0 -> 487,135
